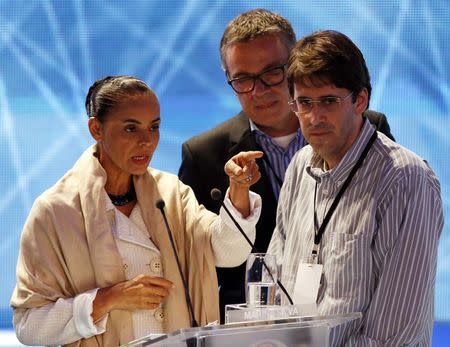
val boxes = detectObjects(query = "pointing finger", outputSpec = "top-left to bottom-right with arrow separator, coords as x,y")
235,151 -> 264,162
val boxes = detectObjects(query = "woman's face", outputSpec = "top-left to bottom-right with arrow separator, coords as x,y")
89,92 -> 160,180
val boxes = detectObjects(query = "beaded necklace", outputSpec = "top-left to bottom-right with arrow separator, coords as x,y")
107,182 -> 136,206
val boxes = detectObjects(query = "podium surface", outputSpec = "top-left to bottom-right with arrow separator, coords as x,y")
122,307 -> 361,347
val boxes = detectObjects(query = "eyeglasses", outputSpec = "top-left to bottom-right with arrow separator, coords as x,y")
288,91 -> 354,115
227,64 -> 286,94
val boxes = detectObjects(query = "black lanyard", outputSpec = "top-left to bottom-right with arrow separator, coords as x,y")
312,130 -> 378,261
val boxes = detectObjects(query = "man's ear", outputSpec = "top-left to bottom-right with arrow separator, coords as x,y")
88,117 -> 102,141
355,88 -> 369,115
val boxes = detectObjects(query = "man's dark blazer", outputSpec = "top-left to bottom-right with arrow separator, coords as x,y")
178,110 -> 394,322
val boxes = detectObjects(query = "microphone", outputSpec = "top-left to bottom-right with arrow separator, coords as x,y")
210,188 -> 294,305
155,199 -> 198,328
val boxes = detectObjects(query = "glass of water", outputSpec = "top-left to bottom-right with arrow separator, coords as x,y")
245,253 -> 278,306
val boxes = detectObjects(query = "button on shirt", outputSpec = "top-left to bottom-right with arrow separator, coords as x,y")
268,120 -> 443,346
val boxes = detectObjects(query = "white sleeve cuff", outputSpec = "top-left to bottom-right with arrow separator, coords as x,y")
73,288 -> 108,338
221,188 -> 262,228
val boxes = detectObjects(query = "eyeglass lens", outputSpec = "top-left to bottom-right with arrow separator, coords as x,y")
290,92 -> 353,114
230,66 -> 285,93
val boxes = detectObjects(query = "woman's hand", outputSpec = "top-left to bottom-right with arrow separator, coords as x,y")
92,274 -> 174,322
224,150 -> 263,217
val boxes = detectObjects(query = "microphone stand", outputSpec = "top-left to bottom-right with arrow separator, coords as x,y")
155,199 -> 199,328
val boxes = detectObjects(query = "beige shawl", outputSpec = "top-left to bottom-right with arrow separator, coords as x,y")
11,145 -> 219,346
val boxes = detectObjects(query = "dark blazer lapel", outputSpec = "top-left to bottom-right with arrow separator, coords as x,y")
229,128 -> 255,157
228,112 -> 254,153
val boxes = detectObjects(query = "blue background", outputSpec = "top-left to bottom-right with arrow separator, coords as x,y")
0,0 -> 449,340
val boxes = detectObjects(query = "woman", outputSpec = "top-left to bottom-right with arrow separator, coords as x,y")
10,76 -> 263,346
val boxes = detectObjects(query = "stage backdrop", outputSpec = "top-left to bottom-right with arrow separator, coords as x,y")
0,0 -> 449,329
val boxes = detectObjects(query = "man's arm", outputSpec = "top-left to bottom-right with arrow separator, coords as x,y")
178,142 -> 200,196
352,170 -> 443,346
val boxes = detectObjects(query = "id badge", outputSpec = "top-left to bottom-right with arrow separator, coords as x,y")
292,263 -> 323,305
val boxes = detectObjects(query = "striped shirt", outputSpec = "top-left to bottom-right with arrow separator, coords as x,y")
267,120 -> 444,346
251,120 -> 306,200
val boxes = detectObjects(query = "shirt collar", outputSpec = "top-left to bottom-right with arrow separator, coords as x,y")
249,118 -> 259,132
249,118 -> 302,145
104,189 -> 115,211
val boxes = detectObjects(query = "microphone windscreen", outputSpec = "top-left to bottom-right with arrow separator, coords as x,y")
155,199 -> 165,210
210,188 -> 223,201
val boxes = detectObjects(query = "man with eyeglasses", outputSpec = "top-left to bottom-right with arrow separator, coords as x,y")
267,30 -> 443,345
178,9 -> 394,322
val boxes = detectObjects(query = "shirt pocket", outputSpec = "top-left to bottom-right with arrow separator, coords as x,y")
324,232 -> 371,299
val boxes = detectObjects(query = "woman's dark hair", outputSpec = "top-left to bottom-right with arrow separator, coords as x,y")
85,76 -> 152,122
287,30 -> 371,108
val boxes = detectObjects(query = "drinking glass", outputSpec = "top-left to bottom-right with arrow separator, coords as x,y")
245,253 -> 278,306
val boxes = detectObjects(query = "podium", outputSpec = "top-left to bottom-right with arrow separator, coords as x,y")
122,305 -> 361,347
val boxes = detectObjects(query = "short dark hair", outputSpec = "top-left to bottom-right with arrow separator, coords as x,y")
287,30 -> 371,108
220,9 -> 296,70
85,76 -> 153,122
